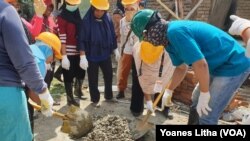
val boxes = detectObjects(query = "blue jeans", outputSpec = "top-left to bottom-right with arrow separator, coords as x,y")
190,67 -> 250,125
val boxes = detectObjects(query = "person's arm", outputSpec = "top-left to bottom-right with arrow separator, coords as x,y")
144,93 -> 151,101
78,19 -> 88,70
242,28 -> 250,44
3,5 -> 53,117
22,15 -> 43,38
28,89 -> 41,105
57,17 -> 67,55
192,59 -> 209,92
3,6 -> 46,94
78,18 -> 86,54
229,15 -> 250,56
108,14 -> 118,50
167,64 -> 188,90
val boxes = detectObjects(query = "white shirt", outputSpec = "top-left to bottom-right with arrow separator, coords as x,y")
132,41 -> 175,94
119,17 -> 138,55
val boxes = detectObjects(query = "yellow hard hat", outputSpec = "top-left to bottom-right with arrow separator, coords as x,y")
65,0 -> 81,5
140,41 -> 164,64
36,32 -> 62,60
122,0 -> 138,5
90,0 -> 109,10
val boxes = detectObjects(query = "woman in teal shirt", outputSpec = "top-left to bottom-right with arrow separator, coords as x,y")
131,9 -> 250,125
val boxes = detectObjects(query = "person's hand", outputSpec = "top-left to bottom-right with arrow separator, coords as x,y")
242,113 -> 250,124
161,89 -> 173,109
34,0 -> 46,17
62,55 -> 70,70
229,15 -> 250,36
114,48 -> 121,62
146,100 -> 154,113
38,89 -> 54,117
79,55 -> 88,70
196,92 -> 212,117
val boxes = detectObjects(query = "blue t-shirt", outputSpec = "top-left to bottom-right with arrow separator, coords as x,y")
30,44 -> 46,78
166,20 -> 250,76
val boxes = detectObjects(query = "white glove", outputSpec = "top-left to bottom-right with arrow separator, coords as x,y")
38,89 -> 54,117
46,63 -> 52,71
161,89 -> 174,110
196,92 -> 212,117
146,100 -> 154,113
80,55 -> 88,70
246,39 -> 250,58
62,55 -> 70,70
242,113 -> 250,125
114,48 -> 121,62
34,0 -> 46,17
229,15 -> 250,36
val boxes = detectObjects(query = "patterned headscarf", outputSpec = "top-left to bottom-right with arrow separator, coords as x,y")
144,19 -> 168,47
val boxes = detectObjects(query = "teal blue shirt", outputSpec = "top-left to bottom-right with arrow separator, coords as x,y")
29,42 -> 53,78
166,20 -> 250,76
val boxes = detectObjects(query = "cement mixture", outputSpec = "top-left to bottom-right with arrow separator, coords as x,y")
61,106 -> 93,139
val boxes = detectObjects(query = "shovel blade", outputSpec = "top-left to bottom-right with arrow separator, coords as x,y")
136,119 -> 154,132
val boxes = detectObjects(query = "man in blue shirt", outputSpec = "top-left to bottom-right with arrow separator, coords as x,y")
131,9 -> 250,124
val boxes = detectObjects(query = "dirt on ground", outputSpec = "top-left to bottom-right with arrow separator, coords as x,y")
34,80 -> 189,141
33,64 -> 250,141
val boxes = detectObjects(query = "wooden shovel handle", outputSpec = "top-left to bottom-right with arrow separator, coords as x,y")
30,102 -> 69,120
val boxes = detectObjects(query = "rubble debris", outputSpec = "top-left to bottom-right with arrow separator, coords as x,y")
82,115 -> 133,141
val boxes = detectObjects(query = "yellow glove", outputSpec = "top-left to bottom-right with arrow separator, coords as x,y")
34,0 -> 46,17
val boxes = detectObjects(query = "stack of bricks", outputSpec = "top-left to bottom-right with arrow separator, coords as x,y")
173,69 -> 198,105
172,69 -> 249,110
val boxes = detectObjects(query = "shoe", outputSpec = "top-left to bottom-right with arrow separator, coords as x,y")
74,79 -> 87,100
65,82 -> 80,107
162,107 -> 173,120
131,111 -> 142,117
116,91 -> 125,99
67,100 -> 80,107
105,98 -> 118,103
91,101 -> 101,107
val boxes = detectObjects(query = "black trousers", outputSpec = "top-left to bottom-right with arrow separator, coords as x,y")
44,62 -> 55,89
62,55 -> 85,83
130,59 -> 144,114
87,57 -> 113,103
24,87 -> 34,134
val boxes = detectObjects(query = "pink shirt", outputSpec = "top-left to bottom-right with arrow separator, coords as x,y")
22,15 -> 43,39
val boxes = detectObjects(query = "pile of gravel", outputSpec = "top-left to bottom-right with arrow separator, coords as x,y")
82,115 -> 134,141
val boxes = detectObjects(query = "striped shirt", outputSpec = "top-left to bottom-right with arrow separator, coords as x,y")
57,16 -> 79,56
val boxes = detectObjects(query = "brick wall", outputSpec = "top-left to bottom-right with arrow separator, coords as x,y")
172,70 -> 197,105
109,0 -> 250,21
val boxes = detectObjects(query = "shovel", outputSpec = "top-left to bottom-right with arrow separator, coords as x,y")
136,89 -> 165,132
30,103 -> 93,139
31,102 -> 69,120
